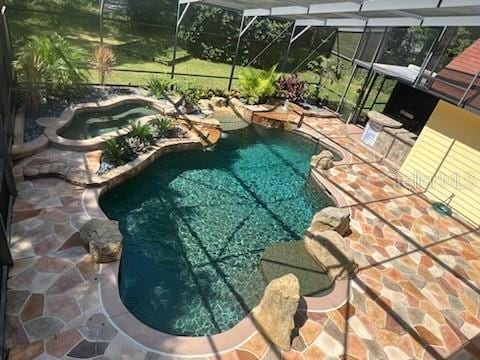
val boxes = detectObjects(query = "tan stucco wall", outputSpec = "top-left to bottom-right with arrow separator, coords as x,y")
400,100 -> 480,226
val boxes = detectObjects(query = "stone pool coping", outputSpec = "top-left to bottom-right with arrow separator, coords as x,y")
11,134 -> 49,161
39,95 -> 177,151
100,261 -> 349,357
9,103 -> 480,359
76,113 -> 354,356
26,96 -> 355,357
86,183 -> 350,356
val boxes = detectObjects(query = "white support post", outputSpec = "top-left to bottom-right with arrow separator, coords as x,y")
228,15 -> 258,91
291,29 -> 338,74
281,20 -> 325,72
291,25 -> 312,44
414,26 -> 448,87
281,23 -> 297,72
171,1 -> 194,79
247,22 -> 293,68
99,0 -> 105,45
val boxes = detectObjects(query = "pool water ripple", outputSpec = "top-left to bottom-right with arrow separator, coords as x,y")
101,125 -> 333,336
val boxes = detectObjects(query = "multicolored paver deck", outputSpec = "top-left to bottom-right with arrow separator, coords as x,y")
6,112 -> 480,359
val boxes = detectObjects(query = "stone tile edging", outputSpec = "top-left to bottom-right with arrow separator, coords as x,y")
77,107 -> 353,356
98,258 -> 350,357
11,134 -> 48,161
22,138 -> 203,189
40,95 -> 177,151
100,260 -> 350,357
80,148 -> 352,357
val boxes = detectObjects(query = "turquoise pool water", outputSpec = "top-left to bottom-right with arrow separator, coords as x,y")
100,125 -> 333,336
60,102 -> 159,140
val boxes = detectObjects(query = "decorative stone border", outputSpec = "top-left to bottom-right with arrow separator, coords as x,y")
39,96 -> 177,151
97,139 -> 203,190
22,138 -> 203,188
228,98 -> 272,123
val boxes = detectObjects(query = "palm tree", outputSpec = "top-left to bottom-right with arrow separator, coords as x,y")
14,33 -> 87,112
13,38 -> 44,111
91,45 -> 116,86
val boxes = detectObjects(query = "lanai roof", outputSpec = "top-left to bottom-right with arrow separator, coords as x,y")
180,0 -> 480,27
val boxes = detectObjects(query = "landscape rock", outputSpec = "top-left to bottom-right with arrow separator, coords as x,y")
211,96 -> 227,107
252,274 -> 300,351
79,219 -> 123,263
368,110 -> 402,128
198,99 -> 213,111
39,164 -> 51,175
304,230 -> 357,282
310,150 -> 335,170
23,167 -> 40,177
50,163 -> 68,175
311,206 -> 350,236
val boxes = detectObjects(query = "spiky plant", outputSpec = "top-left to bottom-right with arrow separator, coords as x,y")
13,41 -> 44,111
48,34 -> 88,92
238,65 -> 279,105
14,33 -> 87,111
177,82 -> 200,110
129,122 -> 153,145
151,115 -> 174,138
91,45 -> 116,86
103,138 -> 134,166
147,77 -> 176,98
125,136 -> 150,154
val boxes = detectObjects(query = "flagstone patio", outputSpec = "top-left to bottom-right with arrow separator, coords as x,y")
6,114 -> 480,359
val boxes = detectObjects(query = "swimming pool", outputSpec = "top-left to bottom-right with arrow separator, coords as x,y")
100,124 -> 334,336
60,102 -> 160,140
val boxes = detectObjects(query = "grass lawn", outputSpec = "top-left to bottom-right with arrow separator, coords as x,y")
8,4 -> 393,114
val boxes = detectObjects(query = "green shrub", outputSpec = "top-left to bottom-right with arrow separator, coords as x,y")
102,138 -> 134,166
147,77 -> 176,98
177,82 -> 200,108
151,116 -> 174,138
129,122 -> 153,144
14,33 -> 87,111
238,65 -> 279,105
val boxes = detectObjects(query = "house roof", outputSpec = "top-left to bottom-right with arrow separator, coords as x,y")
431,38 -> 480,110
445,38 -> 480,76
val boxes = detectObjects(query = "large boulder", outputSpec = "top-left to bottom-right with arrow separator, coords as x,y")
79,219 -> 123,263
260,241 -> 332,296
198,99 -> 213,112
310,150 -> 335,170
311,207 -> 350,236
211,96 -> 227,107
304,230 -> 357,282
252,274 -> 300,351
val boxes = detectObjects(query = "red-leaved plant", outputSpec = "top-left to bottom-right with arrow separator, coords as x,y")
276,73 -> 308,104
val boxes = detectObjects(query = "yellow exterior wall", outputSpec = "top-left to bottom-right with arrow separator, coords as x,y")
400,100 -> 480,226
